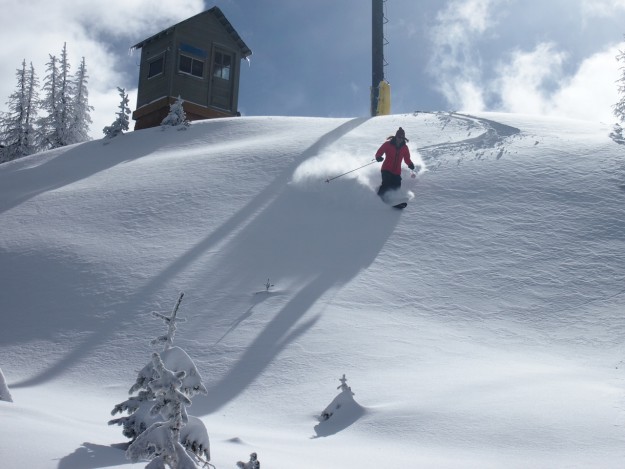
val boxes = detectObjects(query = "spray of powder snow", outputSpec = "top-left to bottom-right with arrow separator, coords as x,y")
292,148 -> 377,186
291,146 -> 427,209
290,148 -> 381,209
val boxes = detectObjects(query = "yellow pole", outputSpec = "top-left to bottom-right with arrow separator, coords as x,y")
377,80 -> 391,115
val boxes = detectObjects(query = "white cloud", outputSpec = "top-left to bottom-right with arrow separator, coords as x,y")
427,0 -> 505,110
0,0 -> 204,139
494,43 -> 568,114
455,81 -> 487,111
580,0 -> 625,17
430,0 -> 501,67
61,0 -> 204,37
548,45 -> 622,122
494,42 -> 622,122
446,0 -> 498,34
426,0 -> 622,122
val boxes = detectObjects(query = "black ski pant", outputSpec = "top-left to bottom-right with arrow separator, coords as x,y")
377,170 -> 402,197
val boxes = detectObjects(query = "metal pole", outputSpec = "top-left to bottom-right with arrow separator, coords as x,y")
371,0 -> 385,117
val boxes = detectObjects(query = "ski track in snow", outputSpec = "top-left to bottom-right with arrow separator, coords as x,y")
416,111 -> 522,170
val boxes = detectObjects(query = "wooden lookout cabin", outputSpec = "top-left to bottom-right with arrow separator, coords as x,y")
131,7 -> 252,130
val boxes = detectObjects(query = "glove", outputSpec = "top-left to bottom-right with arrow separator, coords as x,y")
408,163 -> 415,170
376,156 -> 383,162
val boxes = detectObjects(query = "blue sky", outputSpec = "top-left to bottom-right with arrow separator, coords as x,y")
2,0 -> 625,138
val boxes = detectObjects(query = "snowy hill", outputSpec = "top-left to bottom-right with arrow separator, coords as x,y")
1,112 -> 625,468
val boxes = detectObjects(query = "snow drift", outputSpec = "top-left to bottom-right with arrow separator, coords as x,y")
1,111 -> 625,468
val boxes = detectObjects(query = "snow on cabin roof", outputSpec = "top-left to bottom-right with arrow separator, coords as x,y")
131,6 -> 252,59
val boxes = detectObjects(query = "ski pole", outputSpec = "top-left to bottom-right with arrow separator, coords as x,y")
325,159 -> 377,183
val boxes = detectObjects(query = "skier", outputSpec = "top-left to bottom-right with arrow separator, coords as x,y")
375,127 -> 415,198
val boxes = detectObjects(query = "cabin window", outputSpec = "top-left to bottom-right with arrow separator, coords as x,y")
213,52 -> 232,80
147,56 -> 164,78
179,54 -> 204,78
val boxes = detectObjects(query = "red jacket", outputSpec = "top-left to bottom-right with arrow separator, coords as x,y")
375,140 -> 413,175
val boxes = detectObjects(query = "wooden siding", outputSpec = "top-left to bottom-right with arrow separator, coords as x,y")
136,34 -> 174,109
172,12 -> 241,111
132,7 -> 250,129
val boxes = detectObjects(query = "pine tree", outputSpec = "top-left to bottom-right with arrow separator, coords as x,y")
103,87 -> 131,138
37,54 -> 61,150
0,60 -> 39,162
37,45 -> 91,148
110,293 -> 210,467
2,44 -> 91,159
125,353 -> 198,469
161,96 -> 189,128
56,42 -> 74,146
37,44 -> 75,149
24,63 -> 39,153
614,44 -> 625,123
68,57 -> 93,144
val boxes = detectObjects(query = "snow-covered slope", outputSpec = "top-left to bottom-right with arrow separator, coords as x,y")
1,112 -> 624,468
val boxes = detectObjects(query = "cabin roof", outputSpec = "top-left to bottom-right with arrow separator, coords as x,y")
131,6 -> 252,59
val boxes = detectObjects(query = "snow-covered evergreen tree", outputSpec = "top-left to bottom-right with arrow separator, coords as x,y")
35,45 -> 91,149
37,54 -> 61,149
37,44 -> 76,149
319,374 -> 354,422
126,353 -> 199,469
67,57 -> 93,143
0,60 -> 39,162
614,43 -> 625,123
237,452 -> 260,469
0,367 -> 13,403
110,293 -> 210,467
2,44 -> 90,158
103,87 -> 131,138
313,374 -> 365,438
56,42 -> 74,146
161,96 -> 189,128
111,345 -> 208,438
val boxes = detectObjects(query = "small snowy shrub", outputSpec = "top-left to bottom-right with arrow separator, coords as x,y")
313,374 -> 365,438
0,367 -> 13,402
161,96 -> 189,129
319,374 -> 353,421
236,452 -> 260,469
